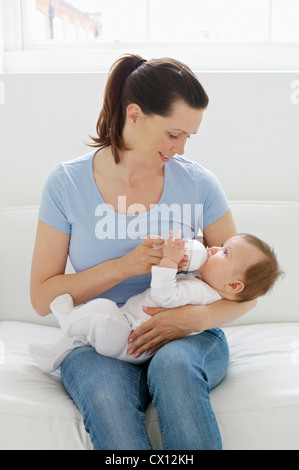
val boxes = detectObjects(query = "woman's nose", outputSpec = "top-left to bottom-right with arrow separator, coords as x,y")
171,137 -> 187,156
175,143 -> 185,156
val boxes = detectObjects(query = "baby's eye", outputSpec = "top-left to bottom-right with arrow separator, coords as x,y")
223,249 -> 228,256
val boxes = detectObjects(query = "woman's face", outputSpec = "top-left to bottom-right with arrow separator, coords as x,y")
128,100 -> 204,168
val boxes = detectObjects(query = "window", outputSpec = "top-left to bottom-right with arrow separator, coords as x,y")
2,0 -> 299,72
21,0 -> 299,45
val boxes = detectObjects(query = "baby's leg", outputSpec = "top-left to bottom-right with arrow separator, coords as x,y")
68,300 -> 152,364
29,334 -> 88,373
74,301 -> 138,361
50,295 -> 123,336
50,294 -> 152,364
120,318 -> 154,364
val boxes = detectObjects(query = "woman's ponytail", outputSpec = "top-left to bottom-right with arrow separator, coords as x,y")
89,54 -> 143,164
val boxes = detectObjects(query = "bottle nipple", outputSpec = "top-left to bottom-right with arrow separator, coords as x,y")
184,239 -> 208,272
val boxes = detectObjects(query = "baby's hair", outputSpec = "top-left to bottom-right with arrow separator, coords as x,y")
236,233 -> 284,302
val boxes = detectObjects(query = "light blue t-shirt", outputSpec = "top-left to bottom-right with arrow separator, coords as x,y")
39,150 -> 229,306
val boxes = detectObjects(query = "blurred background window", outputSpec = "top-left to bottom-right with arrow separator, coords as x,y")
22,0 -> 299,45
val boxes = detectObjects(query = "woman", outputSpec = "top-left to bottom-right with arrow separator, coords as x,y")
30,54 -> 255,450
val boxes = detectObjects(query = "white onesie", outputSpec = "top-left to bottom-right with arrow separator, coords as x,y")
29,266 -> 220,373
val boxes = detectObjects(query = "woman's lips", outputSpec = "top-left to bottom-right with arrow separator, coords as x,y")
159,152 -> 171,162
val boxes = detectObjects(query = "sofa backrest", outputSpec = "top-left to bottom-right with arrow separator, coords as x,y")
0,206 -> 58,327
0,202 -> 298,327
227,201 -> 298,326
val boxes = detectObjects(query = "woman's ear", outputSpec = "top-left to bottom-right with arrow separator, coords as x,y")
225,280 -> 245,294
126,103 -> 143,125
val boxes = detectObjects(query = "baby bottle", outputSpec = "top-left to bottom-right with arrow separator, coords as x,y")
184,239 -> 208,272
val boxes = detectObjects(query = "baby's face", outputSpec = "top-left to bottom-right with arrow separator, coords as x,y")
199,235 -> 264,293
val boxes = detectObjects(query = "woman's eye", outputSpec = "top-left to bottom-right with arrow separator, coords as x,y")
169,133 -> 191,140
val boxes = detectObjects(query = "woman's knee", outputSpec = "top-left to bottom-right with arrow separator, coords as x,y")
147,337 -> 204,395
148,330 -> 229,390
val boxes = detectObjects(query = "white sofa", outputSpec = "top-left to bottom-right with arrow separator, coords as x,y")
1,201 -> 299,450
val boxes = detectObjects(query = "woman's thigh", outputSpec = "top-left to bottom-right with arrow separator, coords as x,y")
147,328 -> 229,450
61,345 -> 152,450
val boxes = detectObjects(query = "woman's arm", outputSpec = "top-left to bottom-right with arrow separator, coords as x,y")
30,221 -> 163,316
203,209 -> 237,247
127,209 -> 256,358
128,298 -> 256,357
30,221 -> 124,316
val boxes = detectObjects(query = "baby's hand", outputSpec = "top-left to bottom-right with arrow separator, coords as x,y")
159,230 -> 186,269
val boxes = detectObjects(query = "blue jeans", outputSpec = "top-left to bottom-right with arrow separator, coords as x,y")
61,328 -> 229,450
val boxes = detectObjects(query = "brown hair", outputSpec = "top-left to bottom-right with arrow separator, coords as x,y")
89,54 -> 209,163
236,234 -> 284,302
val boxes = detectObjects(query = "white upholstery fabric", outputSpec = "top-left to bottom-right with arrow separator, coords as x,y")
215,324 -> 299,450
0,321 -> 92,450
1,203 -> 299,449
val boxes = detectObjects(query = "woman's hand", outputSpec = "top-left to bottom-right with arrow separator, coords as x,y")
127,305 -> 200,357
127,298 -> 257,358
119,235 -> 189,278
119,235 -> 164,277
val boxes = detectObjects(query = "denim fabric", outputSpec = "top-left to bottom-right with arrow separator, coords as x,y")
61,328 -> 229,450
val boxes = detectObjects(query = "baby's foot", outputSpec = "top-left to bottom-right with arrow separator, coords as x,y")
50,293 -> 74,315
50,294 -> 74,330
29,336 -> 87,373
28,342 -> 64,373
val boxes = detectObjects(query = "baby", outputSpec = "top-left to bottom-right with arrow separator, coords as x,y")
29,231 -> 282,372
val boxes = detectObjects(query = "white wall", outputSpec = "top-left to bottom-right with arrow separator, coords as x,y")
0,1 -> 3,75
0,71 -> 298,209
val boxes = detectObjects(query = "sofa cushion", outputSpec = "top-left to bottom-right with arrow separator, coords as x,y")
0,321 -> 92,450
1,320 -> 299,450
214,323 -> 299,450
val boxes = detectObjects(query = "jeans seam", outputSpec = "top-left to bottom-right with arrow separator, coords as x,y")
202,330 -> 229,390
134,368 -> 154,450
147,377 -> 167,450
61,366 -> 89,434
202,329 -> 224,367
135,367 -> 143,412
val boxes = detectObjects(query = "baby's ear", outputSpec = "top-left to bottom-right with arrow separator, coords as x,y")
225,280 -> 244,294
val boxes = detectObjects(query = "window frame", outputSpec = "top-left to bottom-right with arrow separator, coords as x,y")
2,0 -> 299,73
